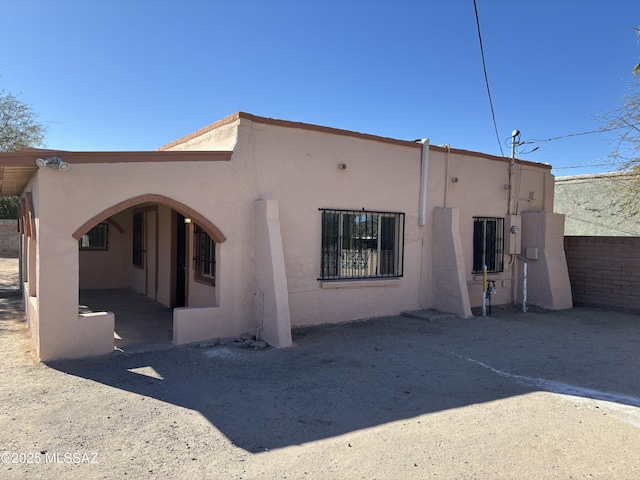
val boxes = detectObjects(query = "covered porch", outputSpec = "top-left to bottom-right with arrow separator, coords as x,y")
79,288 -> 173,353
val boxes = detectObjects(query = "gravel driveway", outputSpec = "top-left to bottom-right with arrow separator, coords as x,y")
1,293 -> 639,479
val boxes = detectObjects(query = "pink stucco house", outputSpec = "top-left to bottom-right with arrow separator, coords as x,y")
0,112 -> 572,361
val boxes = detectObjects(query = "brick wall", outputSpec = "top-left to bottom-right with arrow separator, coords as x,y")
564,236 -> 640,312
0,220 -> 19,257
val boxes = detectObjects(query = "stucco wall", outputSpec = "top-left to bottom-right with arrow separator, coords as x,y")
520,212 -> 573,310
79,211 -> 129,289
175,117 -> 559,325
27,145 -> 256,359
236,120 -> 426,325
428,149 -> 554,308
23,114 -> 568,360
555,173 -> 640,236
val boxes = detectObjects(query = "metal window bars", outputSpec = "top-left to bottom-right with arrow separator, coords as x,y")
320,209 -> 405,280
194,224 -> 215,279
472,216 -> 504,274
79,223 -> 109,251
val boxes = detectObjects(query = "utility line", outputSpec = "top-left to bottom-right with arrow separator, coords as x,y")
473,0 -> 505,157
552,164 -> 610,171
527,125 -> 630,145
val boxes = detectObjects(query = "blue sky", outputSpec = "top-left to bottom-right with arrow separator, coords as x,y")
2,0 -> 639,175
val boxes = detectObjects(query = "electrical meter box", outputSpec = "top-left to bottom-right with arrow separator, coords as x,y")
505,214 -> 521,255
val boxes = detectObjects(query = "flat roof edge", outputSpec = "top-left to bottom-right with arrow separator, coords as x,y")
160,112 -> 551,170
0,150 -> 233,166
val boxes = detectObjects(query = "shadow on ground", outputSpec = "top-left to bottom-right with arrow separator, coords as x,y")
47,308 -> 640,453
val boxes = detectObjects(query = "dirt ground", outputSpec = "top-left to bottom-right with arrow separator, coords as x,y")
0,257 -> 19,290
1,289 -> 639,479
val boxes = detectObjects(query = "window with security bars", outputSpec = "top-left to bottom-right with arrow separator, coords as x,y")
320,209 -> 405,280
194,224 -> 215,284
79,223 -> 108,251
472,217 -> 504,274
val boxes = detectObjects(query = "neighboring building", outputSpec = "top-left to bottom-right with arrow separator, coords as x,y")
555,172 -> 640,313
0,219 -> 19,257
0,112 -> 572,361
554,172 -> 640,236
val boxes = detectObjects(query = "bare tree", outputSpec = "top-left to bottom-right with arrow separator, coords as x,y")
598,27 -> 640,212
0,87 -> 46,152
635,27 -> 640,76
0,83 -> 47,217
601,82 -> 640,172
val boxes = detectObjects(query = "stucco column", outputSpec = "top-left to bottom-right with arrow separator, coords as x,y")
520,212 -> 573,310
431,207 -> 472,318
253,199 -> 292,347
27,236 -> 36,297
36,227 -> 113,361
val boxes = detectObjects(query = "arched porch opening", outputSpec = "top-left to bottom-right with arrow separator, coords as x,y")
75,194 -> 225,352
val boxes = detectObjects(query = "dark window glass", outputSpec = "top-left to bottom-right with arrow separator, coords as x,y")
79,223 -> 108,251
194,224 -> 215,284
472,217 -> 504,274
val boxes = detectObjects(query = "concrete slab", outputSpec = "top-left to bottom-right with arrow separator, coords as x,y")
79,288 -> 173,352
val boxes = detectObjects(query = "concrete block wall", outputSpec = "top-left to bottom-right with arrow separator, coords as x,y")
564,236 -> 640,312
0,220 -> 19,257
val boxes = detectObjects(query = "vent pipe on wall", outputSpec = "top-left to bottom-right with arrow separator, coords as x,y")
418,138 -> 430,227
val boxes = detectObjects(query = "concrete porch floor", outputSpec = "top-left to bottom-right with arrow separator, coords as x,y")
79,288 -> 173,353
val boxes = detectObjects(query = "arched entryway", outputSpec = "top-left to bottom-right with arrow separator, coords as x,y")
74,194 -> 225,351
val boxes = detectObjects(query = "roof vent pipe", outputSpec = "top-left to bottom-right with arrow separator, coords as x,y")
418,139 -> 430,226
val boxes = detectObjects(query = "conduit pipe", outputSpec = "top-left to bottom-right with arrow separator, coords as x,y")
418,138 -> 430,226
522,262 -> 528,312
482,265 -> 488,317
443,144 -> 450,208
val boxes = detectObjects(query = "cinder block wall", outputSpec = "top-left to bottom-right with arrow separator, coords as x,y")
564,236 -> 640,312
0,220 -> 19,257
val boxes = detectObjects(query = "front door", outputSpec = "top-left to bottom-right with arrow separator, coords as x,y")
175,213 -> 187,308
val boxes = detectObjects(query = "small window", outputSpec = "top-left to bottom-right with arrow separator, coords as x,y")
132,212 -> 144,268
79,223 -> 108,251
320,209 -> 405,280
194,224 -> 215,285
473,217 -> 504,274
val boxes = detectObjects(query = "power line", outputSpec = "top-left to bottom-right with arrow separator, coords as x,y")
552,155 -> 614,173
526,125 -> 627,145
548,157 -> 608,171
473,0 -> 505,157
552,163 -> 610,171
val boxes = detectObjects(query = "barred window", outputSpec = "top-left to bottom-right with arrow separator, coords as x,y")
79,223 -> 108,251
320,209 -> 404,280
194,224 -> 215,285
472,217 -> 504,274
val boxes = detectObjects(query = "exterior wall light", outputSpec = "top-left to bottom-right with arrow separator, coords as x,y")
36,156 -> 70,172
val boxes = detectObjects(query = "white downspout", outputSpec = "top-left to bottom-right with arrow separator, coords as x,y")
418,139 -> 429,227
